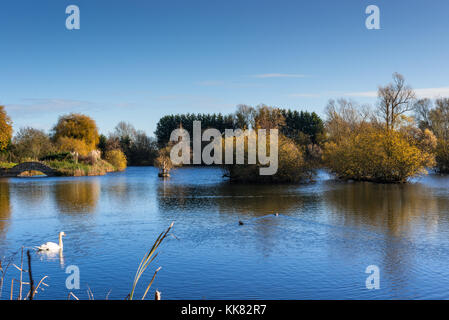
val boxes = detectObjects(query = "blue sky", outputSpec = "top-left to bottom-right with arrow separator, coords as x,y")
1,0 -> 448,136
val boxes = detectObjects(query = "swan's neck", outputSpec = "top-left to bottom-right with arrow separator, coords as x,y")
59,234 -> 64,250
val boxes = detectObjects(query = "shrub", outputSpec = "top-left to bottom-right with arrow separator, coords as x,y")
105,149 -> 127,171
154,146 -> 174,175
323,128 -> 435,183
223,133 -> 311,183
56,137 -> 90,156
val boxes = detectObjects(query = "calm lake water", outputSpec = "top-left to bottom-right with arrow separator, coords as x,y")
1,167 -> 449,300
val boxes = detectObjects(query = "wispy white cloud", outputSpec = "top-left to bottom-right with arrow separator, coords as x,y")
344,86 -> 449,99
6,98 -> 96,113
415,87 -> 449,99
5,98 -> 136,117
251,73 -> 307,79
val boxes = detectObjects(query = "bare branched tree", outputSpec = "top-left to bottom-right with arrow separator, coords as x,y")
377,73 -> 416,130
325,98 -> 371,142
414,98 -> 433,130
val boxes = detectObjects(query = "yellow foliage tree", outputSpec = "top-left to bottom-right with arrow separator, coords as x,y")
0,106 -> 13,151
323,128 -> 435,183
56,137 -> 90,156
52,113 -> 99,152
105,149 -> 127,171
223,133 -> 309,183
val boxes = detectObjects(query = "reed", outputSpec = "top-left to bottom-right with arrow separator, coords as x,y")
128,222 -> 174,300
1,223 -> 174,300
2,247 -> 48,300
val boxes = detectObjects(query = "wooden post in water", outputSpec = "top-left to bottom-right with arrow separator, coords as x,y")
155,290 -> 161,300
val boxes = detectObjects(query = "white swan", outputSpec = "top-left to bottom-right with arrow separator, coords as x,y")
37,232 -> 66,252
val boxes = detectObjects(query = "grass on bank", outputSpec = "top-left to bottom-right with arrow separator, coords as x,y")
1,159 -> 119,177
0,162 -> 17,169
44,159 -> 116,176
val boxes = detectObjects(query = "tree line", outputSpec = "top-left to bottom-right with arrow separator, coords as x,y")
1,72 -> 449,183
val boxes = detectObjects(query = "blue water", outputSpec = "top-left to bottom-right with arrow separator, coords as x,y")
0,167 -> 449,299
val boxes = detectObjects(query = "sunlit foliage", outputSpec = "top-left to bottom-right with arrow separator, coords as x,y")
324,128 -> 435,183
223,131 -> 311,183
105,149 -> 127,171
0,106 -> 13,151
414,97 -> 449,173
52,113 -> 99,152
56,136 -> 90,156
154,146 -> 173,174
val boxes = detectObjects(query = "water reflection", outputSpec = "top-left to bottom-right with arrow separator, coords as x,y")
37,249 -> 65,269
323,181 -> 449,298
323,181 -> 446,236
0,181 -> 11,237
1,168 -> 449,299
12,182 -> 48,206
53,180 -> 100,214
157,182 -> 305,217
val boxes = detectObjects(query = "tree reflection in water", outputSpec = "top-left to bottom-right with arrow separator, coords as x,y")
53,180 -> 100,214
0,181 -> 11,238
323,181 -> 446,236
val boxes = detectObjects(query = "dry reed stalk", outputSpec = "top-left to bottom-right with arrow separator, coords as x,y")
68,292 -> 79,300
128,222 -> 174,300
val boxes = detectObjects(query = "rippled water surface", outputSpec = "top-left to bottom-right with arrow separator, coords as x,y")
1,167 -> 449,299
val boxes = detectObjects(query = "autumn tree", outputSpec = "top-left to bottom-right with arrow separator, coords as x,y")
154,146 -> 173,176
52,113 -> 99,152
55,136 -> 90,156
325,99 -> 371,143
13,127 -> 55,160
0,106 -> 13,151
222,133 -> 311,183
323,127 -> 435,183
415,98 -> 449,173
253,105 -> 285,129
105,149 -> 127,171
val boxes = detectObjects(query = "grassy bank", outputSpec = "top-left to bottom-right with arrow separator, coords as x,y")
1,159 -> 119,177
44,159 -> 117,176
